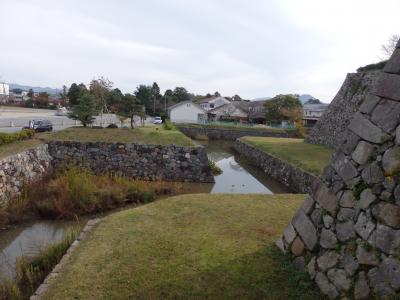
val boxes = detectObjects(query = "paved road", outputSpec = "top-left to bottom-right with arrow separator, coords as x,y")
0,106 -> 155,133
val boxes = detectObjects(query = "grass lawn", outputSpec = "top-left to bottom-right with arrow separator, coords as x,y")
0,139 -> 43,159
42,194 -> 323,300
40,126 -> 194,146
179,122 -> 297,133
241,136 -> 333,176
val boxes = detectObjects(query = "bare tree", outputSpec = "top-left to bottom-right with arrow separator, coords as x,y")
381,34 -> 400,59
89,77 -> 113,125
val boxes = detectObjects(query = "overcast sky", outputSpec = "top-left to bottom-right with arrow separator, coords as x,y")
1,0 -> 399,101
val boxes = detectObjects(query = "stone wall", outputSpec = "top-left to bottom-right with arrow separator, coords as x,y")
177,126 -> 291,141
0,144 -> 52,206
48,141 -> 214,183
277,42 -> 400,299
233,139 -> 316,193
306,70 -> 381,148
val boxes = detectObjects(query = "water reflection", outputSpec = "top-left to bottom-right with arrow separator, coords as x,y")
202,140 -> 290,194
0,220 -> 82,281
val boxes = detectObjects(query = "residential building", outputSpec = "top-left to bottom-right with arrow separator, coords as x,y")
208,102 -> 248,122
167,101 -> 207,124
302,103 -> 329,127
196,96 -> 231,111
10,90 -> 29,102
0,82 -> 9,96
247,100 -> 268,124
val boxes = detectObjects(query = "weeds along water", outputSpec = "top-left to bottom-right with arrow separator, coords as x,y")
0,166 -> 196,228
0,228 -> 78,300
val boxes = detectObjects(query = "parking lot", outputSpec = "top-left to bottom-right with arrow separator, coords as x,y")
0,106 -> 154,133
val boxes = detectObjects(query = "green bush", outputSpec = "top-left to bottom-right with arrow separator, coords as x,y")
163,120 -> 177,131
0,129 -> 35,146
208,160 -> 223,175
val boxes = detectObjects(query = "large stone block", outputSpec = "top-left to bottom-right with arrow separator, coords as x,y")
373,72 -> 400,102
358,188 -> 377,209
354,271 -> 370,299
372,202 -> 400,229
300,195 -> 314,214
320,228 -> 338,249
315,272 -> 339,299
359,94 -> 381,114
283,223 -> 297,244
317,251 -> 340,271
361,161 -> 384,185
312,180 -> 338,216
385,49 -> 400,73
291,210 -> 318,250
339,190 -> 355,208
349,112 -> 390,144
356,244 -> 379,266
336,221 -> 355,242
332,152 -> 358,182
327,268 -> 351,292
354,212 -> 376,240
382,147 -> 400,175
368,224 -> 400,255
371,99 -> 400,132
351,141 -> 375,165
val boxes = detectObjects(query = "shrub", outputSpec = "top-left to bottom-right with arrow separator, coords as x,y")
163,120 -> 177,131
0,129 -> 35,146
208,160 -> 222,175
30,167 -> 161,219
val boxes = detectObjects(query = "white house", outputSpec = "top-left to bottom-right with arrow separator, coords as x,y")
0,83 -> 9,96
196,96 -> 231,111
302,103 -> 329,127
167,101 -> 207,124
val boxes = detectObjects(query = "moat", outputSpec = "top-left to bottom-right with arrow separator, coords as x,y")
0,140 -> 290,281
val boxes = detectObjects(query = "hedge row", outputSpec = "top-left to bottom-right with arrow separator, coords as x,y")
0,129 -> 35,146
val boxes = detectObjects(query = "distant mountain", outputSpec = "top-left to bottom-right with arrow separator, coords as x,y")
9,83 -> 61,96
251,97 -> 271,101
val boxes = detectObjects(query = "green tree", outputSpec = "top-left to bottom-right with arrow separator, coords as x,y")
173,87 -> 190,102
232,94 -> 242,101
151,82 -> 161,114
118,94 -> 145,128
134,85 -> 153,114
27,88 -> 34,99
67,83 -> 87,107
107,88 -> 124,112
214,91 -> 221,97
68,93 -> 99,127
264,94 -> 302,124
163,89 -> 174,113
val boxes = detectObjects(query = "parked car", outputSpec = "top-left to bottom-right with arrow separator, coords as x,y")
26,120 -> 53,132
55,107 -> 69,116
153,117 -> 163,124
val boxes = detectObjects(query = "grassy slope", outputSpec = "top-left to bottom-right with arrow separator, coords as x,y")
40,127 -> 194,146
0,139 -> 43,159
42,194 -> 323,300
241,136 -> 333,176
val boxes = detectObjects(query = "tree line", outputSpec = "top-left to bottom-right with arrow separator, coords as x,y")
65,77 -> 236,128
